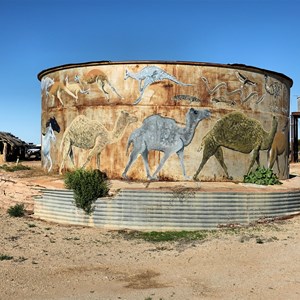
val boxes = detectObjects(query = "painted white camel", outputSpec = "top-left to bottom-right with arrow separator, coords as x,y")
59,111 -> 138,174
122,108 -> 211,180
124,66 -> 193,105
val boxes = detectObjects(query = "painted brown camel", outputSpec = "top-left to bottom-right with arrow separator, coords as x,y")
59,111 -> 137,174
193,111 -> 278,180
267,119 -> 289,176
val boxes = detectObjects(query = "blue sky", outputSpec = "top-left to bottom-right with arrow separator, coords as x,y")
0,0 -> 299,144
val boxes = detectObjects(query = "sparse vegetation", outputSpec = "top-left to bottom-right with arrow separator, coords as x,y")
64,168 -> 110,215
7,203 -> 25,217
243,166 -> 282,185
0,254 -> 13,261
0,164 -> 31,172
121,230 -> 214,242
119,220 -> 284,244
27,223 -> 36,228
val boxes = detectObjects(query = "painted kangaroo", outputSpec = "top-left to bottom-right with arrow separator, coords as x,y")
201,72 -> 264,105
193,112 -> 278,180
76,69 -> 122,101
41,77 -> 54,97
59,111 -> 137,174
65,76 -> 90,101
122,108 -> 211,180
124,66 -> 193,105
42,77 -> 78,106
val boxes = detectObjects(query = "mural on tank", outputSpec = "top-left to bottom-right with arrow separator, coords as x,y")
64,75 -> 90,100
59,111 -> 137,174
267,119 -> 289,176
42,117 -> 60,172
39,62 -> 291,180
201,72 -> 284,114
201,71 -> 265,105
42,77 -> 79,106
122,108 -> 211,180
172,94 -> 202,104
193,112 -> 278,180
124,66 -> 193,105
76,69 -> 123,101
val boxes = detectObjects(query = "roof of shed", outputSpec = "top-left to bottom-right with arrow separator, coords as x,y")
0,132 -> 28,147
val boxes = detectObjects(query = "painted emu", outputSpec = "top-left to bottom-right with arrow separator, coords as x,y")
193,112 -> 278,180
122,108 -> 211,180
42,117 -> 60,172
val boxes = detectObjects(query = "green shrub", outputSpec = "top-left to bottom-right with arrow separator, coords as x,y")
0,254 -> 13,261
243,166 -> 282,185
0,164 -> 30,172
124,230 -> 211,242
7,203 -> 25,217
64,169 -> 110,215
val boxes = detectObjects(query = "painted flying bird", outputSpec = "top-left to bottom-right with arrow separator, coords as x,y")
236,72 -> 257,87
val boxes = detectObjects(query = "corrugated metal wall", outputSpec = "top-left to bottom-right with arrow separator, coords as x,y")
34,189 -> 300,230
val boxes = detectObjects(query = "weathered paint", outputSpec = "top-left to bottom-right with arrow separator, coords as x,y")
38,61 -> 293,181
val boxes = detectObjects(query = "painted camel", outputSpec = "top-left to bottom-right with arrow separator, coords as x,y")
267,119 -> 289,175
193,111 -> 278,180
59,111 -> 137,174
122,108 -> 211,180
124,66 -> 193,105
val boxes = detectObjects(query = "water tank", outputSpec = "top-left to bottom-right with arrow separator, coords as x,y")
38,61 -> 293,181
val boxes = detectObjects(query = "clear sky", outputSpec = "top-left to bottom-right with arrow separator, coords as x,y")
0,0 -> 299,144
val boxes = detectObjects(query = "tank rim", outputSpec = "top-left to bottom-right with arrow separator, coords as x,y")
37,60 -> 293,86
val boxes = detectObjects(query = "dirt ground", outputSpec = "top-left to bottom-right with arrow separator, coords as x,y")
0,161 -> 300,300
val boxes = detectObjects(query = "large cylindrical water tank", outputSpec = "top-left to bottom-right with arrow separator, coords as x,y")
38,61 -> 293,181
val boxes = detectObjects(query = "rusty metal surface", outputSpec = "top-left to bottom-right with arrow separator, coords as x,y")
40,62 -> 292,181
38,61 -> 293,85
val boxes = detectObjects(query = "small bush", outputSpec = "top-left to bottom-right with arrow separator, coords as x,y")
0,164 -> 30,172
0,254 -> 13,261
243,166 -> 282,185
64,169 -> 110,215
7,203 -> 25,217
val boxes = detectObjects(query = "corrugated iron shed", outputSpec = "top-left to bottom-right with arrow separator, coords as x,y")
0,131 -> 28,161
0,132 -> 27,147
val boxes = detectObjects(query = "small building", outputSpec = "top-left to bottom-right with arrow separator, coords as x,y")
0,132 -> 28,163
